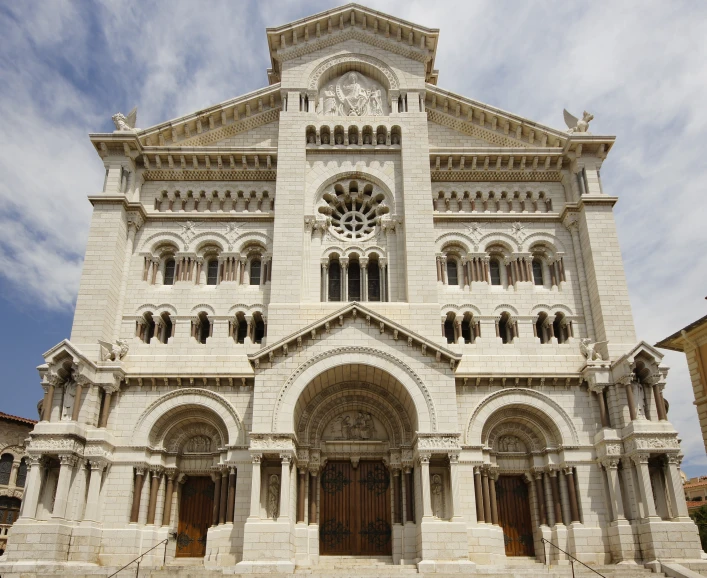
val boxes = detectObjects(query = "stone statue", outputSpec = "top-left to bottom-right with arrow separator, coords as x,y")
112,107 -> 138,131
61,383 -> 76,420
318,71 -> 388,117
633,379 -> 647,419
322,85 -> 338,115
580,338 -> 606,361
98,338 -> 130,361
332,412 -> 377,440
563,109 -> 594,134
267,474 -> 280,519
431,474 -> 443,518
498,435 -> 522,452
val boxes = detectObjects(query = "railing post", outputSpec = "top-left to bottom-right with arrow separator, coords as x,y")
571,559 -> 575,578
163,538 -> 167,565
135,558 -> 140,578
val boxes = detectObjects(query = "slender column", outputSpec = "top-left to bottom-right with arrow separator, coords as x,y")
449,454 -> 462,520
440,256 -> 448,284
321,262 -> 328,301
601,459 -> 625,521
481,468 -> 492,523
212,471 -> 222,525
474,466 -> 485,522
419,455 -> 433,518
665,456 -> 689,518
147,470 -> 161,525
20,456 -> 43,518
535,473 -> 547,525
649,378 -> 668,421
219,469 -> 228,524
98,389 -> 113,428
297,468 -> 306,523
624,379 -> 637,421
564,467 -> 581,522
488,470 -> 499,525
394,469 -> 402,523
130,468 -> 145,523
163,473 -> 175,527
51,455 -> 77,519
42,383 -> 56,421
227,467 -> 237,523
279,454 -> 292,520
8,460 -> 19,487
360,257 -> 369,301
341,259 -> 349,302
404,467 -> 414,523
309,470 -> 318,524
549,470 -> 563,525
83,461 -> 105,522
71,379 -> 85,421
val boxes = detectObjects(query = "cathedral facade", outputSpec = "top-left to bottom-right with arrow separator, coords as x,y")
1,4 -> 702,575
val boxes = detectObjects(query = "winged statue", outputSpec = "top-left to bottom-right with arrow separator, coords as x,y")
579,338 -> 607,361
98,338 -> 129,361
112,107 -> 139,131
563,109 -> 594,134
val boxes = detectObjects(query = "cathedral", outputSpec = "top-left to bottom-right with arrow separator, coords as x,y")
1,4 -> 703,576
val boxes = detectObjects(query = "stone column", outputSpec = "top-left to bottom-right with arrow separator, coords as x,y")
341,258 -> 349,302
393,469 -> 402,524
19,456 -> 43,518
52,454 -> 77,519
448,454 -> 462,521
646,375 -> 668,421
482,468 -> 492,523
535,472 -> 548,525
146,469 -> 161,525
163,472 -> 176,527
227,467 -> 237,523
8,460 -> 19,488
321,261 -> 329,302
549,469 -> 563,525
297,468 -> 306,523
624,377 -> 637,421
279,454 -> 292,520
71,377 -> 88,422
360,257 -> 369,301
594,388 -> 610,428
665,455 -> 690,518
630,454 -> 656,518
404,467 -> 414,523
379,259 -> 387,302
474,466 -> 485,522
419,454 -> 433,518
601,459 -> 625,521
488,469 -> 499,525
309,469 -> 318,524
212,470 -> 222,526
83,460 -> 106,522
42,380 -> 56,421
219,469 -> 228,524
563,467 -> 581,522
130,467 -> 146,523
98,388 -> 113,428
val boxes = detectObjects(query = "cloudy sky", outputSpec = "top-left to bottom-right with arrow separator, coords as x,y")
1,1 -> 706,473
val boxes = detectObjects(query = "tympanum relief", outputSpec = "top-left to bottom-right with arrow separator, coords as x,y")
323,411 -> 388,442
317,72 -> 388,116
496,435 -> 526,453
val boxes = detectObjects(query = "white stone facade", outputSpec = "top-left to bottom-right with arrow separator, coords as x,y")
1,3 -> 703,575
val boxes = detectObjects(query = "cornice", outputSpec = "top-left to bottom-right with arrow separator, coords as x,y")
433,213 -> 561,223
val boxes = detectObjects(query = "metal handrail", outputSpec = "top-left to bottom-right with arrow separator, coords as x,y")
107,538 -> 168,578
541,538 -> 606,578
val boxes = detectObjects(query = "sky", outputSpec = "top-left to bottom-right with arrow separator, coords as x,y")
1,0 -> 706,474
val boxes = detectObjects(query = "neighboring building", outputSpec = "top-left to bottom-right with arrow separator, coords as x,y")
0,412 -> 36,555
1,3 -> 703,575
684,476 -> 707,514
656,313 -> 707,453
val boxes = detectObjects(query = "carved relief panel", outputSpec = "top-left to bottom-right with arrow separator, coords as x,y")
322,411 -> 389,442
316,72 -> 388,116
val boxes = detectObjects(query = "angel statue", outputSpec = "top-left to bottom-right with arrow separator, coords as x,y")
579,338 -> 607,362
98,338 -> 130,362
563,109 -> 594,134
112,107 -> 139,132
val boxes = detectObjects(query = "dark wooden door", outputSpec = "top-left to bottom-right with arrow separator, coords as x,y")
496,475 -> 535,557
176,476 -> 214,558
319,460 -> 391,556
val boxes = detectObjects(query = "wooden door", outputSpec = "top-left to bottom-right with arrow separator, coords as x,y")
496,475 -> 535,557
176,476 -> 214,558
319,460 -> 391,556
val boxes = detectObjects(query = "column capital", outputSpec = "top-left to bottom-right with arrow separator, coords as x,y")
88,459 -> 108,472
417,453 -> 431,465
251,453 -> 263,464
280,453 -> 292,464
599,457 -> 620,470
631,453 -> 650,466
58,454 -> 78,467
448,452 -> 460,464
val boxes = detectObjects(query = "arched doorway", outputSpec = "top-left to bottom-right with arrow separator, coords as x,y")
293,364 -> 418,557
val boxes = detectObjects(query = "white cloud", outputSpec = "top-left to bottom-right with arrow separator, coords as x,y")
1,0 -> 706,471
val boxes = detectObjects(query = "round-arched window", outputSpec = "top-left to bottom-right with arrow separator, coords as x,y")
319,179 -> 389,241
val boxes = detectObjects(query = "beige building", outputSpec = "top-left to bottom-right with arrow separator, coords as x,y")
1,4 -> 705,576
0,412 -> 36,555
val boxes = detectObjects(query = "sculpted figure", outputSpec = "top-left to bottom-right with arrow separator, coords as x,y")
267,474 -> 280,519
341,72 -> 371,115
580,338 -> 606,361
112,107 -> 138,131
563,109 -> 594,134
322,85 -> 338,115
98,338 -> 130,361
61,383 -> 76,420
431,474 -> 443,518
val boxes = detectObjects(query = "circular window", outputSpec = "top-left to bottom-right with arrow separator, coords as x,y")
321,179 -> 389,241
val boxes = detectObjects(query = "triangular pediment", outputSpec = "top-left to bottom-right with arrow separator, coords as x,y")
612,340 -> 666,368
249,302 -> 460,369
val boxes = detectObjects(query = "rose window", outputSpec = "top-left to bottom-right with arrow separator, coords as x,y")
319,179 -> 389,241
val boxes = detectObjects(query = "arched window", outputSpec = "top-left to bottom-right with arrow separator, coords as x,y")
253,312 -> 266,344
328,260 -> 341,301
160,312 -> 173,344
536,312 -> 549,344
461,316 -> 473,344
194,312 -> 210,344
446,259 -> 459,286
348,260 -> 361,301
0,454 -> 12,486
553,313 -> 567,344
207,259 -> 219,285
489,259 -> 502,286
498,312 -> 515,344
250,259 -> 262,286
142,312 -> 156,344
367,260 -> 380,301
532,259 -> 544,285
163,258 -> 176,285
16,458 -> 27,488
443,317 -> 455,344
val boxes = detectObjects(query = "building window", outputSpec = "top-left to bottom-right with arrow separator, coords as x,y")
0,455 -> 12,486
532,259 -> 544,285
498,312 -> 516,344
253,312 -> 266,344
235,314 -> 248,344
141,312 -> 156,344
536,313 -> 549,344
446,260 -> 459,286
367,260 -> 380,301
163,258 -> 176,285
444,318 -> 455,344
160,312 -> 173,344
348,261 -> 361,301
207,259 -> 219,285
16,459 -> 27,488
250,259 -> 262,286
490,259 -> 502,286
0,496 -> 21,528
194,313 -> 211,344
554,313 -> 568,344
461,316 -> 473,344
328,260 -> 341,302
